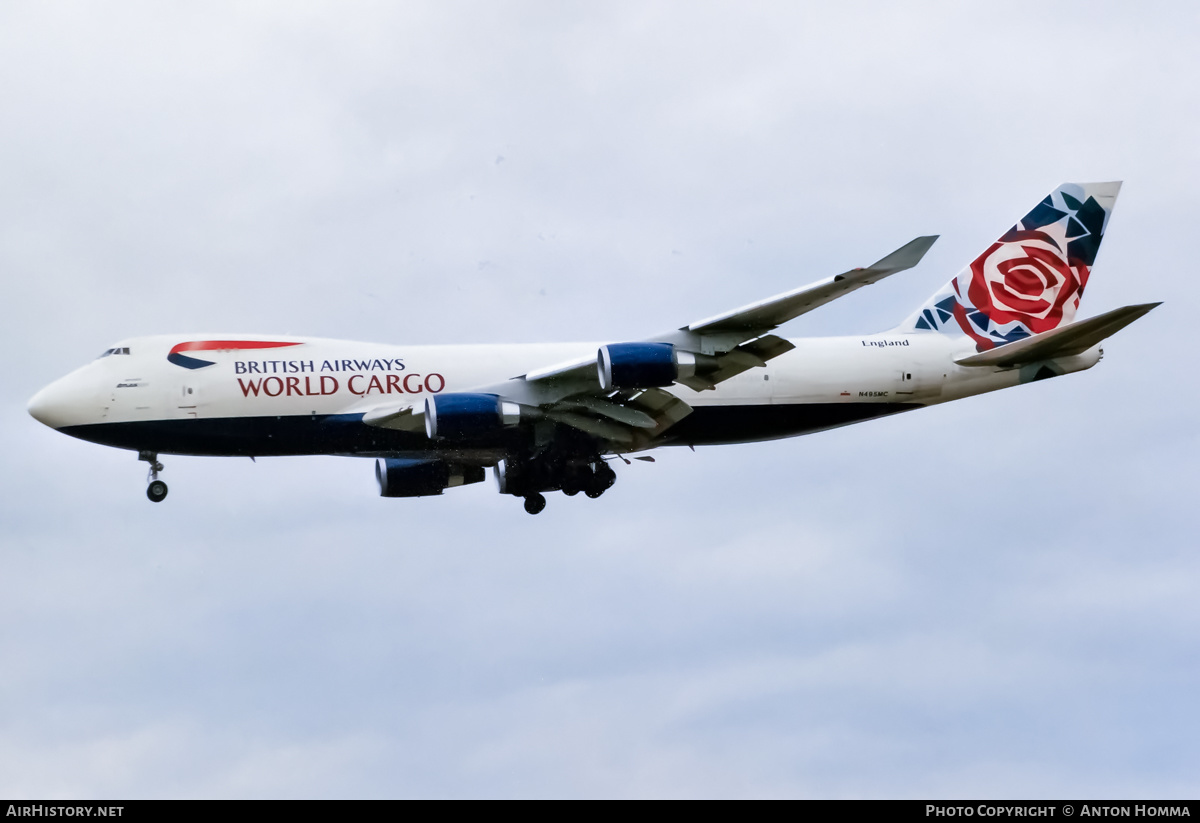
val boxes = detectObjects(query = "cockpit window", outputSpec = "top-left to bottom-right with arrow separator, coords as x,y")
97,347 -> 131,358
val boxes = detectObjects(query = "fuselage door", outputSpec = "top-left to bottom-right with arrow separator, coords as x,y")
178,383 -> 199,417
895,363 -> 944,400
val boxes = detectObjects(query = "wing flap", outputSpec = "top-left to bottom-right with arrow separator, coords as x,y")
543,387 -> 693,444
556,395 -> 658,428
624,387 -> 694,437
679,334 -> 796,390
543,410 -> 636,444
955,303 -> 1161,367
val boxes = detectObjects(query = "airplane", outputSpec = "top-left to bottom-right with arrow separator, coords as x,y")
27,182 -> 1158,514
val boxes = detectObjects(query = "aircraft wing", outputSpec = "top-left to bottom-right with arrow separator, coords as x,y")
366,236 -> 938,447
654,235 -> 938,352
487,233 -> 938,394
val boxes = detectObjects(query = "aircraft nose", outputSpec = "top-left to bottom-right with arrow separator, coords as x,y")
28,378 -> 77,429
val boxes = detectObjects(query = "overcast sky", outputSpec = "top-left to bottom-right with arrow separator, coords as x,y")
2,1 -> 1198,798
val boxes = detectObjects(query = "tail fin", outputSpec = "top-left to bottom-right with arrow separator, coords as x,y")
898,182 -> 1122,351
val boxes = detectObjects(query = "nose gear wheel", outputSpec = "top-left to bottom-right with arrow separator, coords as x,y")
139,451 -> 168,503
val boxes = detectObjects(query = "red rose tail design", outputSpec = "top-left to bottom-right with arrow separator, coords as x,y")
897,182 -> 1121,351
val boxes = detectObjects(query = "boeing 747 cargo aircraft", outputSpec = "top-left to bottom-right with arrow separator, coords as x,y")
28,182 -> 1157,513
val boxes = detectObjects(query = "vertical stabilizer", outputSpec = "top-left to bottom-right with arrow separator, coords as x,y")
897,182 -> 1121,351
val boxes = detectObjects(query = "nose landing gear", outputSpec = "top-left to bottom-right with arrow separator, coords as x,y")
140,451 -> 168,503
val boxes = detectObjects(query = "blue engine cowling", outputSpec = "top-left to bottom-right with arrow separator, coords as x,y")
425,393 -> 522,439
597,343 -> 697,391
375,458 -> 486,497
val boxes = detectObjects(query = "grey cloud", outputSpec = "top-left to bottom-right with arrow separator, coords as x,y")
2,0 -> 1198,799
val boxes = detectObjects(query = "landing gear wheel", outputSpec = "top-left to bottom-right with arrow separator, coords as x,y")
595,463 -> 617,487
147,480 -> 168,503
523,493 -> 546,515
584,463 -> 616,498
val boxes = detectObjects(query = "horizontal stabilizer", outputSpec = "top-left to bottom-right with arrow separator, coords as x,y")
955,302 -> 1160,367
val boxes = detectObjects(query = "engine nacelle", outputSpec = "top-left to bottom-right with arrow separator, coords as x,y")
597,342 -> 698,391
494,457 -> 559,496
375,458 -> 485,497
425,392 -> 522,440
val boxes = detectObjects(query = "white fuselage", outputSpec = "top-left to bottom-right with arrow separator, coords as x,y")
28,332 -> 1101,458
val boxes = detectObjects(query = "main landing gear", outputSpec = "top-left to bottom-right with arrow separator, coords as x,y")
499,457 -> 619,515
140,451 -> 168,503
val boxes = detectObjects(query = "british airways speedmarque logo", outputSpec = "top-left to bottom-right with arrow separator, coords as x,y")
168,340 -> 302,370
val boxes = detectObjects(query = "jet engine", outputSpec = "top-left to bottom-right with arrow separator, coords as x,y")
424,393 -> 523,439
375,458 -> 486,497
597,342 -> 703,391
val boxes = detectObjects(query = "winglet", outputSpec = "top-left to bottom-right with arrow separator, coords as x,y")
863,235 -> 939,277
